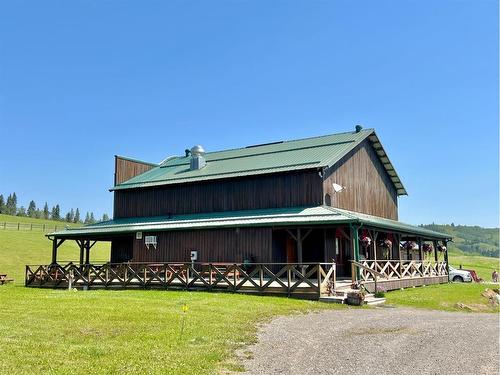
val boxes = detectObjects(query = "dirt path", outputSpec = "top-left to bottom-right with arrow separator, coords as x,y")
238,307 -> 499,375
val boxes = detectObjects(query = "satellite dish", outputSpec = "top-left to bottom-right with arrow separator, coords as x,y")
332,183 -> 345,193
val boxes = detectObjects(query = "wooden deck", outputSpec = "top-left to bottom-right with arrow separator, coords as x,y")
25,260 -> 448,300
25,262 -> 336,299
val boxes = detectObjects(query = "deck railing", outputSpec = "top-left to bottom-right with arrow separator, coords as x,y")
353,260 -> 447,283
25,262 -> 337,298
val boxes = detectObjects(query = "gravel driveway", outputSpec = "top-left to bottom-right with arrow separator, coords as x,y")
239,307 -> 499,375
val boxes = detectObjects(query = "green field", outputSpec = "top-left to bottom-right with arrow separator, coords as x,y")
385,282 -> 500,313
0,286 -> 337,374
0,215 -> 498,373
0,214 -> 110,284
448,249 -> 499,281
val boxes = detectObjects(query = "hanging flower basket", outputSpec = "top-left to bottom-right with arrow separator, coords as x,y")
360,235 -> 372,248
437,245 -> 447,252
401,241 -> 415,251
423,243 -> 433,253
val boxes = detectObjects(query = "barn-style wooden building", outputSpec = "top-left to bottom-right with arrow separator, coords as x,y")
26,126 -> 451,299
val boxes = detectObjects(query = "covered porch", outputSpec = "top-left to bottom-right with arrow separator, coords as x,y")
26,206 -> 451,299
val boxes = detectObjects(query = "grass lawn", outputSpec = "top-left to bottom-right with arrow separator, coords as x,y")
0,285 -> 339,374
385,282 -> 500,313
0,215 -> 498,373
0,222 -> 109,284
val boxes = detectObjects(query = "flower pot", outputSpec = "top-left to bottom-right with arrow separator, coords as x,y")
346,292 -> 365,306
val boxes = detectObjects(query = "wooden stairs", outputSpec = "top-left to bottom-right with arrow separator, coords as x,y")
319,279 -> 386,306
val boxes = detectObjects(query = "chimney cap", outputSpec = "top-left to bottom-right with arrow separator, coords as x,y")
355,124 -> 363,133
190,145 -> 205,157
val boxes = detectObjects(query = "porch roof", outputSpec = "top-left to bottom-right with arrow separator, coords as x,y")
48,206 -> 451,240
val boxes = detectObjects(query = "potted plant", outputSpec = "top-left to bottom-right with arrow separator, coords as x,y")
346,289 -> 366,306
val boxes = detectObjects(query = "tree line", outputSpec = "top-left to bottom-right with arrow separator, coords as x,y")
0,192 -> 110,224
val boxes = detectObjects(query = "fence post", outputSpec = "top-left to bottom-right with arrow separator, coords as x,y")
31,223 -> 33,231
18,223 -> 20,230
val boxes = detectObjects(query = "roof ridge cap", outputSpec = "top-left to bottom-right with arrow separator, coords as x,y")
163,128 -> 375,160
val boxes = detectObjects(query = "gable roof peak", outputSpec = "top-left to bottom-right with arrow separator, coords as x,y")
112,127 -> 406,196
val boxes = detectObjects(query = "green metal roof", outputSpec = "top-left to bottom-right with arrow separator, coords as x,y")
111,129 -> 407,195
49,206 -> 449,239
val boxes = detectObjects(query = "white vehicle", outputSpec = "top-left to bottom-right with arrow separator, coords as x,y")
448,266 -> 473,283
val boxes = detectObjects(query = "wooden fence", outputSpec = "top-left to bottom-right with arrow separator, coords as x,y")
25,262 -> 336,299
1,221 -> 63,232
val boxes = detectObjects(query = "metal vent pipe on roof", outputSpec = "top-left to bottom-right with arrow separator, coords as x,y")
190,145 -> 206,170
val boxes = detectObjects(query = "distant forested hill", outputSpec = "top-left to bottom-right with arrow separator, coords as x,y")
421,224 -> 499,258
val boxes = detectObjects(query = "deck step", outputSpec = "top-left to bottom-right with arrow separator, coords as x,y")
319,296 -> 346,304
364,297 -> 386,306
319,293 -> 385,306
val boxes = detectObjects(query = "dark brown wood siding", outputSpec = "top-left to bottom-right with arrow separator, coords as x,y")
113,170 -> 323,218
114,156 -> 156,186
110,237 -> 134,262
127,228 -> 272,263
323,139 -> 398,220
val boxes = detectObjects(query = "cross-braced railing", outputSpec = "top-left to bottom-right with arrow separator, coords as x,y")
25,262 -> 336,299
354,260 -> 448,282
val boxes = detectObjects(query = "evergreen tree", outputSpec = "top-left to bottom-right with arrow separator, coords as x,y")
27,200 -> 37,218
5,194 -> 11,215
84,212 -> 90,224
11,192 -> 17,215
5,193 -> 17,215
74,208 -> 80,223
89,212 -> 95,224
35,209 -> 42,219
43,202 -> 50,219
0,194 -> 5,214
66,208 -> 75,223
17,206 -> 26,216
102,213 -> 110,222
51,205 -> 61,220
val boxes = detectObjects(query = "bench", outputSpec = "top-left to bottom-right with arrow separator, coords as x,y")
0,274 -> 14,285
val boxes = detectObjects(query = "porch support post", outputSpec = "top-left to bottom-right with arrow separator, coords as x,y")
433,240 -> 438,262
443,240 -> 450,276
418,238 -> 423,261
77,240 -> 84,265
350,224 -> 361,279
372,230 -> 378,262
51,238 -> 58,265
406,237 -> 410,260
397,234 -> 403,279
297,229 -> 302,264
51,238 -> 65,265
85,240 -> 90,265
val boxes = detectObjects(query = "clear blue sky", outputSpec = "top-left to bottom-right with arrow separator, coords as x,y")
0,1 -> 498,227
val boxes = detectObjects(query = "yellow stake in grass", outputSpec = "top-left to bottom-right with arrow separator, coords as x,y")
179,303 -> 189,341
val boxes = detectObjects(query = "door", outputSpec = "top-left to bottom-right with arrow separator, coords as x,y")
286,237 -> 297,263
335,237 -> 351,277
